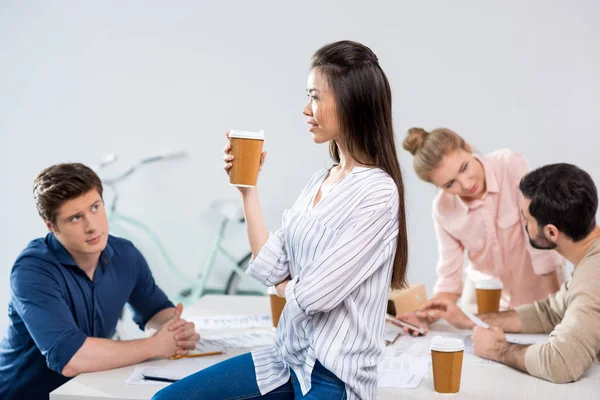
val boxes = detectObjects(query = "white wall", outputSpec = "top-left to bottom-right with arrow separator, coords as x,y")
1,1 -> 599,335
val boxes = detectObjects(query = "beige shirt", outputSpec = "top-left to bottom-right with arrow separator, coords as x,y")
516,238 -> 600,383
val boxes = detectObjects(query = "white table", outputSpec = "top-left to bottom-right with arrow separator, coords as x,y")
51,295 -> 600,400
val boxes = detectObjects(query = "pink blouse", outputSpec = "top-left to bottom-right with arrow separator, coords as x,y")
432,149 -> 563,308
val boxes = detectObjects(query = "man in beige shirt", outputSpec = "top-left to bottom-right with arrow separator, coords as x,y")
409,163 -> 600,383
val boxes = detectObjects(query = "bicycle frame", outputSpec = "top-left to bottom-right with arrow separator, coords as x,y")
108,211 -> 191,284
178,216 -> 266,303
98,152 -> 265,305
107,209 -> 265,306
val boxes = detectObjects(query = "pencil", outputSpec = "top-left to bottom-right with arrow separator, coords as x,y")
170,351 -> 224,360
143,374 -> 178,383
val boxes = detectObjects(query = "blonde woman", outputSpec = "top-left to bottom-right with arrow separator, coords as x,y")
398,128 -> 564,334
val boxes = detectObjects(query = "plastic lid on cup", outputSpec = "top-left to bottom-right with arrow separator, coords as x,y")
267,286 -> 277,295
430,336 -> 465,352
229,129 -> 265,140
475,279 -> 504,290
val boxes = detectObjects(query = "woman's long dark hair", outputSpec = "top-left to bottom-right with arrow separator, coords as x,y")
311,40 -> 408,289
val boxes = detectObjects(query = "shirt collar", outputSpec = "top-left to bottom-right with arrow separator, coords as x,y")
47,233 -> 115,267
477,153 -> 499,195
329,164 -> 379,175
456,153 -> 499,212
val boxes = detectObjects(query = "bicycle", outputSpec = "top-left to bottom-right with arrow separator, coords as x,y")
95,152 -> 265,306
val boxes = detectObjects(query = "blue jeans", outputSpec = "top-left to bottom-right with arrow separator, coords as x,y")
151,352 -> 347,400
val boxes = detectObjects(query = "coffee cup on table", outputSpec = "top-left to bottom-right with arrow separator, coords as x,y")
475,279 -> 503,314
267,286 -> 286,328
430,336 -> 465,394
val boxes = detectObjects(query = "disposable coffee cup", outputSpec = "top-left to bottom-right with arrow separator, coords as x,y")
430,336 -> 465,394
229,130 -> 265,187
267,286 -> 286,328
475,279 -> 503,314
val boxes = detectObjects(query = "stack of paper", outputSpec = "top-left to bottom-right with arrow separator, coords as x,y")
196,330 -> 276,352
125,314 -> 278,385
378,353 -> 429,389
378,338 -> 430,389
125,356 -> 222,385
188,314 -> 272,330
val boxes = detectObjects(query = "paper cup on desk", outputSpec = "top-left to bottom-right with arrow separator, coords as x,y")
430,336 -> 464,394
267,286 -> 286,328
475,279 -> 503,314
229,129 -> 265,187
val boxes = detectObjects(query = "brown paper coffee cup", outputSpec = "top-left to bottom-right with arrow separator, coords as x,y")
430,336 -> 465,394
229,130 -> 264,187
475,279 -> 503,314
267,287 -> 286,327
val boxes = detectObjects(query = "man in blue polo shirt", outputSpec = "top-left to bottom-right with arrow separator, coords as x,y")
0,163 -> 200,399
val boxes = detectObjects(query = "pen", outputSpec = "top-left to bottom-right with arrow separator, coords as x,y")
170,351 -> 224,360
142,374 -> 178,383
458,305 -> 490,329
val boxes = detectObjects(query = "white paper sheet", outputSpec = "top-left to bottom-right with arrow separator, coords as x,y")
125,367 -> 170,385
384,339 -> 417,358
378,369 -> 425,389
404,340 -> 431,358
378,336 -> 431,389
188,314 -> 272,330
505,333 -> 549,346
196,330 -> 276,352
384,339 -> 430,359
383,322 -> 403,344
124,357 -> 219,385
378,353 -> 428,388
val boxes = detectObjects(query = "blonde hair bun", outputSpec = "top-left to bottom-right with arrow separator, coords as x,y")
403,127 -> 429,155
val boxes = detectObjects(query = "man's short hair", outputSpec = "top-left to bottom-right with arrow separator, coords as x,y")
520,163 -> 597,242
33,163 -> 103,225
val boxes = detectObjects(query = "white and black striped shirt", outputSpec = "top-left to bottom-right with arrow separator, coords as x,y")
247,166 -> 400,400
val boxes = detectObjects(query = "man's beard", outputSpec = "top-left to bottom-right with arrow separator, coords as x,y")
526,225 -> 557,250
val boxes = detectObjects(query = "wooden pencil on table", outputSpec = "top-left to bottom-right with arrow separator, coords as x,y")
170,351 -> 224,360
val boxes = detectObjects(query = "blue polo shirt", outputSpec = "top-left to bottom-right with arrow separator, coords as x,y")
0,234 -> 174,400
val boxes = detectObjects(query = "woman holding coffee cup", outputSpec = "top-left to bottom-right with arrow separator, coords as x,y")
396,128 -> 565,334
153,41 -> 408,400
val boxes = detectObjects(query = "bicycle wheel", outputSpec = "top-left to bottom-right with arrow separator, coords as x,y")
225,252 -> 254,295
